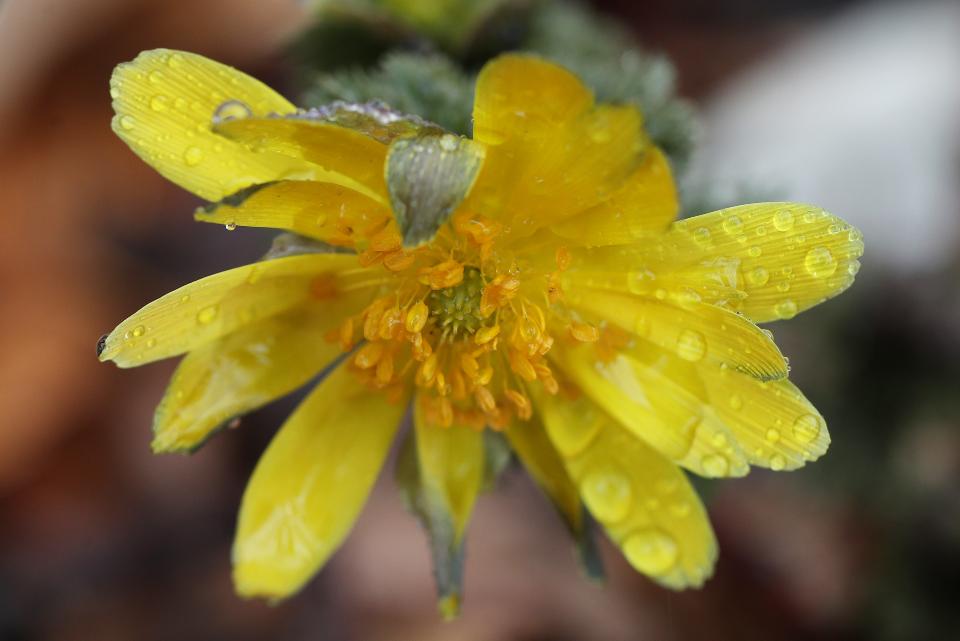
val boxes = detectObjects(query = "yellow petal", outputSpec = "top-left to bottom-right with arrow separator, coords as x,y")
563,287 -> 788,381
414,398 -> 485,543
666,203 -> 864,322
152,292 -> 368,453
233,365 -> 407,598
535,390 -> 717,588
194,180 -> 391,245
702,370 -> 830,471
213,117 -> 389,203
110,49 -> 314,201
552,344 -> 749,478
98,254 -> 370,367
552,147 -> 679,245
472,54 -> 593,146
505,417 -> 582,532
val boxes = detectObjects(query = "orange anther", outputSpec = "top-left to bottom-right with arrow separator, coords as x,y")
405,301 -> 429,333
570,321 -> 600,342
354,342 -> 384,369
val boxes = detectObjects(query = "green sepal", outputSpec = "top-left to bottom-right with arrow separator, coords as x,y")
395,428 -> 466,620
481,430 -> 513,490
385,133 -> 485,247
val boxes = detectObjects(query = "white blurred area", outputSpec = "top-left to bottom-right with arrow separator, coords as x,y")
686,0 -> 960,274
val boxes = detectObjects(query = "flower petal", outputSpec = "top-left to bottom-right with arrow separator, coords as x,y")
552,344 -> 749,478
506,416 -> 603,578
110,49 -> 313,201
666,203 -> 864,322
194,180 -> 391,246
552,147 -> 679,245
152,294 -> 367,453
98,254 -> 374,367
402,398 -> 485,619
536,390 -> 717,589
702,370 -> 830,471
213,117 -> 390,203
472,54 -> 594,146
563,288 -> 788,381
232,365 -> 407,599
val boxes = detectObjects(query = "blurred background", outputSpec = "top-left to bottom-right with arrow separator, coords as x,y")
1,0 -> 958,639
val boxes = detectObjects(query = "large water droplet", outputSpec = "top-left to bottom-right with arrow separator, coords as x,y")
118,115 -> 136,130
746,266 -> 769,287
773,209 -> 794,231
676,329 -> 706,362
132,325 -> 146,338
722,215 -> 744,235
701,454 -> 729,476
224,221 -> 237,231
213,99 -> 253,123
792,414 -> 822,443
196,305 -> 219,325
770,454 -> 787,471
184,146 -> 204,166
693,227 -> 711,247
623,528 -> 679,575
765,428 -> 781,443
580,469 -> 633,523
775,300 -> 798,319
804,246 -> 837,278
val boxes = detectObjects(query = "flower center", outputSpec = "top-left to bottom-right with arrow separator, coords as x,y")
426,266 -> 486,340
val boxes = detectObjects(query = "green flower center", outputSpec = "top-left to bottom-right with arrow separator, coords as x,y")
427,266 -> 485,338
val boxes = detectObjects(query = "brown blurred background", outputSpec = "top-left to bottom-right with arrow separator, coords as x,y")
1,1 -> 958,640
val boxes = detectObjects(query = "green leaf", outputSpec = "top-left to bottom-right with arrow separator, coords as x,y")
386,133 -> 485,247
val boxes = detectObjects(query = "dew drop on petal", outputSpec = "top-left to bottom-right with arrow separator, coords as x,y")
765,428 -> 781,443
213,99 -> 253,123
118,115 -> 136,130
775,300 -> 798,319
196,305 -> 219,325
693,227 -> 711,247
132,325 -> 146,338
676,329 -> 706,362
722,215 -> 743,235
746,266 -> 769,287
224,221 -> 237,231
701,454 -> 729,476
773,209 -> 794,231
804,246 -> 837,278
580,469 -> 633,523
792,414 -> 822,443
150,94 -> 169,111
184,146 -> 204,166
770,454 -> 787,471
729,394 -> 743,410
623,528 -> 679,575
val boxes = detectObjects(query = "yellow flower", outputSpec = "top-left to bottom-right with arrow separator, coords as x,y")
99,49 -> 863,614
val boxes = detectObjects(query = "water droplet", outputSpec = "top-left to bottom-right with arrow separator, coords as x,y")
167,53 -> 184,68
722,215 -> 744,235
109,86 -> 120,99
196,305 -> 219,325
770,454 -> 787,471
776,281 -> 791,293
224,221 -> 237,231
580,469 -> 633,523
439,133 -> 459,151
792,414 -> 822,443
146,338 -> 157,348
148,70 -> 164,85
670,502 -> 691,517
132,325 -> 146,337
729,394 -> 743,410
847,262 -> 861,276
180,294 -> 191,303
149,94 -> 170,112
654,288 -> 667,300
765,428 -> 781,443
184,146 -> 204,166
773,209 -> 794,231
711,432 -> 728,448
702,454 -> 729,476
775,300 -> 798,319
747,245 -> 762,258
213,99 -> 253,123
804,246 -> 837,278
623,528 -> 679,575
693,227 -> 711,247
746,266 -> 769,287
848,228 -> 862,242
676,329 -> 706,362
118,115 -> 135,130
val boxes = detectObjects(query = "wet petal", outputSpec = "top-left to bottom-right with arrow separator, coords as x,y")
232,365 -> 408,598
563,288 -> 788,381
536,390 -> 717,588
552,147 -> 679,245
552,344 -> 749,478
98,254 -> 373,367
213,116 -> 390,202
152,294 -> 368,453
702,370 -> 830,471
194,180 -> 391,247
666,203 -> 864,322
110,49 -> 313,201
